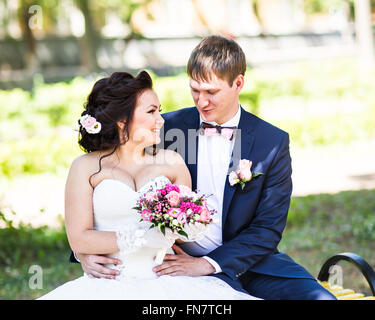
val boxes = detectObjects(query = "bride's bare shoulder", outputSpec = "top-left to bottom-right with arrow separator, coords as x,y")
156,148 -> 186,166
68,151 -> 103,177
156,149 -> 191,187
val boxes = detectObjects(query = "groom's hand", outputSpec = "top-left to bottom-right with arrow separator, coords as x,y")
76,253 -> 122,279
152,245 -> 215,277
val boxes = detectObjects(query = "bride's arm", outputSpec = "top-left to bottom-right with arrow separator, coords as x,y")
65,155 -> 174,255
64,156 -> 119,255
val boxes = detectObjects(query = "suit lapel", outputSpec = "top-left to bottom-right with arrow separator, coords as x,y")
221,108 -> 256,227
183,108 -> 200,191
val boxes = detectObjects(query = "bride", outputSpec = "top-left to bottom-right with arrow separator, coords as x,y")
38,71 -> 258,300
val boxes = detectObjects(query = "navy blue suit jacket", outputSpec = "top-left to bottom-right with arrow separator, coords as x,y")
161,106 -> 314,293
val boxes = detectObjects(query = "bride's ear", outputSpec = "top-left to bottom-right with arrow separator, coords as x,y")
117,120 -> 126,130
117,120 -> 129,143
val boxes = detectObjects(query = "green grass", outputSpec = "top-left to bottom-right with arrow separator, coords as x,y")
1,189 -> 374,299
0,213 -> 82,299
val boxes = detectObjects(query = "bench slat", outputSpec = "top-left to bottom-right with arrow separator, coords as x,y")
318,280 -> 375,300
338,293 -> 365,300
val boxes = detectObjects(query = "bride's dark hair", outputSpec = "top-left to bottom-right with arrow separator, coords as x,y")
78,70 -> 153,152
78,70 -> 154,186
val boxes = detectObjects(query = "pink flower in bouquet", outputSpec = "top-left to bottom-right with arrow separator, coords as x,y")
145,192 -> 158,202
167,207 -> 181,218
180,201 -> 201,213
199,206 -> 212,222
141,209 -> 153,222
192,203 -> 203,213
178,185 -> 194,197
156,203 -> 162,212
177,212 -> 187,225
166,190 -> 180,206
164,184 -> 180,193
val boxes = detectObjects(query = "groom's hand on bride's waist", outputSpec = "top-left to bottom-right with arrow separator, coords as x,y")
76,253 -> 122,279
152,244 -> 215,277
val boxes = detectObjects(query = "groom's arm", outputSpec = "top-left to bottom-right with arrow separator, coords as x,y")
207,133 -> 292,281
70,251 -> 79,263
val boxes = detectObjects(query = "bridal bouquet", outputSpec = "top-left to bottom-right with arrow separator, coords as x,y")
134,183 -> 215,241
134,183 -> 215,264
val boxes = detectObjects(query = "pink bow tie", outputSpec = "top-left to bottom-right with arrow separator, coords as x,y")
199,122 -> 237,141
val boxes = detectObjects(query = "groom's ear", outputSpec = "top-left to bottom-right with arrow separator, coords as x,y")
233,74 -> 245,91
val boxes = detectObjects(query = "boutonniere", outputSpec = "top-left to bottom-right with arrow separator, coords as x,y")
229,159 -> 263,190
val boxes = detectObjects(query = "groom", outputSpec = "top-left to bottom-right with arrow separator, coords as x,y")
75,36 -> 336,300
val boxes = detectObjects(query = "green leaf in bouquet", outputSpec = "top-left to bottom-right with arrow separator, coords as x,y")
178,230 -> 188,239
159,224 -> 166,236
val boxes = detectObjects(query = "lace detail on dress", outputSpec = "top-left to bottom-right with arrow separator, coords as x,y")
115,224 -> 147,255
137,175 -> 171,194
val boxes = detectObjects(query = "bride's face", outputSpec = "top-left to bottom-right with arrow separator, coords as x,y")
126,89 -> 164,147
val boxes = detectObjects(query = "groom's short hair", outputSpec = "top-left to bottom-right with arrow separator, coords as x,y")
187,35 -> 246,86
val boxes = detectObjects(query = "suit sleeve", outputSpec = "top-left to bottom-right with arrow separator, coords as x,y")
69,251 -> 80,263
207,133 -> 292,281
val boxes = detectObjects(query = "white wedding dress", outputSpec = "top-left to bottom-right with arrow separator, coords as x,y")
39,175 -> 257,300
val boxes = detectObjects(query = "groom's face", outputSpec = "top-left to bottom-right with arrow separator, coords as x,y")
189,72 -> 244,125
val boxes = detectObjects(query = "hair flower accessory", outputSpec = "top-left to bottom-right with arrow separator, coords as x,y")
79,114 -> 101,134
229,159 -> 263,190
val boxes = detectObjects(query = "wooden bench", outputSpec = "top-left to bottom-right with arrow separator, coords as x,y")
317,252 -> 375,300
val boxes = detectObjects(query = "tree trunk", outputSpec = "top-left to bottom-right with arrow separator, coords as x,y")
75,0 -> 99,72
354,0 -> 374,69
18,0 -> 39,71
252,0 -> 265,36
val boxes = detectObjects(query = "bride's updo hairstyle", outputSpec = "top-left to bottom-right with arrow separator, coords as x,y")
78,71 -> 155,187
78,70 -> 153,153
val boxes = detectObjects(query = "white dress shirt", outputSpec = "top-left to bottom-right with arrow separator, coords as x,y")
179,104 -> 241,273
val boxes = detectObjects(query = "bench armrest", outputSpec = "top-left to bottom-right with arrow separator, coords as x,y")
318,252 -> 375,295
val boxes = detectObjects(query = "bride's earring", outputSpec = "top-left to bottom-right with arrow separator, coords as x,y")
122,125 -> 129,143
123,130 -> 128,142
118,121 -> 128,143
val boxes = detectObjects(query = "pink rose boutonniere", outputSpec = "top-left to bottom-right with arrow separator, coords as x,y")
229,159 -> 263,190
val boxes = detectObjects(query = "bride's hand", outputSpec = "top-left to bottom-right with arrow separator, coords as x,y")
175,239 -> 185,245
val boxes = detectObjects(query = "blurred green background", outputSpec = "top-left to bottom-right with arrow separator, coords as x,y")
1,0 -> 375,299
